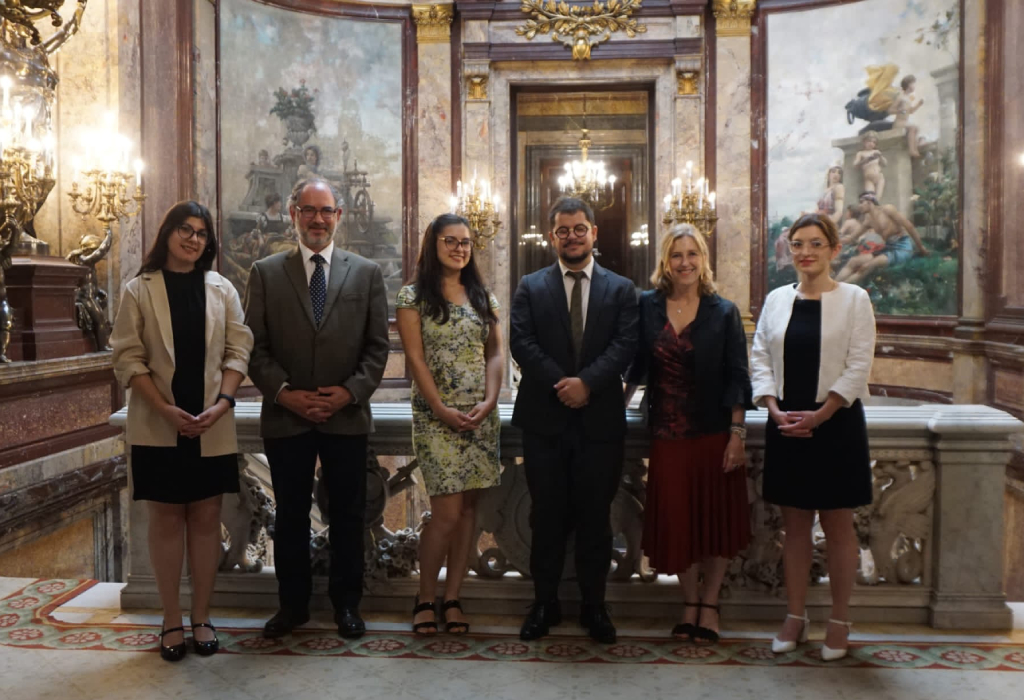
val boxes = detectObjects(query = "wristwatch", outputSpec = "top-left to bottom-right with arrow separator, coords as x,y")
217,393 -> 236,408
729,422 -> 747,440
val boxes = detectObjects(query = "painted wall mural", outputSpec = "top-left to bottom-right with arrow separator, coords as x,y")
765,0 -> 959,316
218,0 -> 405,305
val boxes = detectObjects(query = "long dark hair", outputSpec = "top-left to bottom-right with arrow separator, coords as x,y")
138,201 -> 218,275
413,213 -> 497,325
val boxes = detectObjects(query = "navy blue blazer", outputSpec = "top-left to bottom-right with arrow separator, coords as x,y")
625,289 -> 753,435
510,262 -> 638,439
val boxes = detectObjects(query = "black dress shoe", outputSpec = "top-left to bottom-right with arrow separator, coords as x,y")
335,607 -> 366,639
191,621 -> 219,656
263,609 -> 310,639
519,600 -> 562,641
580,603 -> 617,644
159,625 -> 187,662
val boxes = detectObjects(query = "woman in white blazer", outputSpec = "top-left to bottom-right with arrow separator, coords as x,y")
750,213 -> 875,662
111,201 -> 253,661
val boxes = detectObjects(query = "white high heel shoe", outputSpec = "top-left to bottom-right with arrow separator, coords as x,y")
821,619 -> 852,661
771,613 -> 809,653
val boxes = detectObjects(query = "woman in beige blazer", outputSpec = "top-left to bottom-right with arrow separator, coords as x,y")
751,213 -> 876,662
111,201 -> 253,661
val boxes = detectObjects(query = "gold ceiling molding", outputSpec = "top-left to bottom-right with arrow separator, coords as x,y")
412,4 -> 454,44
713,0 -> 756,37
515,0 -> 648,61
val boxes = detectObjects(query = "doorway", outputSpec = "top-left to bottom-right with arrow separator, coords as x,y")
511,88 -> 655,290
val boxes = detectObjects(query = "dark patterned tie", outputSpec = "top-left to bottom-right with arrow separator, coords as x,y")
310,253 -> 326,327
567,270 -> 586,369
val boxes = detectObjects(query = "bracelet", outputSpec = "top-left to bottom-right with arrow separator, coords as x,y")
729,423 -> 747,440
217,393 -> 236,408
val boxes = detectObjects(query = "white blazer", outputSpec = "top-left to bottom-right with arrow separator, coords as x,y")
750,282 -> 875,408
110,270 -> 253,456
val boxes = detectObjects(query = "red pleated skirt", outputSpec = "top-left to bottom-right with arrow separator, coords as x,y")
642,432 -> 751,575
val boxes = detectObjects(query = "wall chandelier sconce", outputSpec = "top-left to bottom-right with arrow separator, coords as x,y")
450,172 -> 501,250
519,224 -> 548,248
663,160 -> 718,237
629,224 -> 649,247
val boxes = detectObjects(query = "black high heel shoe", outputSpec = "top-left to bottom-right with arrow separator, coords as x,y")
671,601 -> 700,641
442,599 -> 469,635
191,621 -> 219,656
412,595 -> 438,636
160,625 -> 187,662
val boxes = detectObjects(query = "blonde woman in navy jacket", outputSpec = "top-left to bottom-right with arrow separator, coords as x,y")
751,212 -> 875,662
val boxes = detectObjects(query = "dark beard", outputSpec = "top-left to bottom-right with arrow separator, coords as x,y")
560,248 -> 590,266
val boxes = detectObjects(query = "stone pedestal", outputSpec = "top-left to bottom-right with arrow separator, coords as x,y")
833,129 -> 914,220
6,256 -> 93,362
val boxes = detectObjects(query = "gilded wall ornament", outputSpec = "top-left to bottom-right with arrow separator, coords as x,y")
412,4 -> 454,44
712,0 -> 756,37
515,0 -> 648,61
677,70 -> 699,96
467,75 -> 488,100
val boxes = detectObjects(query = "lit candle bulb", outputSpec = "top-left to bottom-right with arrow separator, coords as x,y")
708,192 -> 716,210
456,180 -> 462,199
1,76 -> 10,109
663,194 -> 671,212
134,158 -> 143,187
450,195 -> 458,212
608,174 -> 616,192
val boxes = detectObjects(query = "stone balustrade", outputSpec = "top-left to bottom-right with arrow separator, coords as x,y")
110,403 -> 1021,629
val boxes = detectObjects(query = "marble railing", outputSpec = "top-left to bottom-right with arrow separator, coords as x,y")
110,403 -> 1022,629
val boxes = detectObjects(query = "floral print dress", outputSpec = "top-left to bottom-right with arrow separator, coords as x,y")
397,285 -> 501,496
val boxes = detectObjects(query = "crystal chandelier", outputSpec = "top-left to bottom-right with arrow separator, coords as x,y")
629,224 -> 649,248
557,128 -> 616,208
450,172 -> 501,250
519,224 -> 547,248
663,160 -> 718,236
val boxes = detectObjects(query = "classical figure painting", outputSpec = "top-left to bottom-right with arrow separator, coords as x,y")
218,0 -> 404,307
765,0 -> 959,316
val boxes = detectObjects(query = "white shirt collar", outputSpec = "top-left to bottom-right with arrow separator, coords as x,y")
558,256 -> 595,279
299,240 -> 334,265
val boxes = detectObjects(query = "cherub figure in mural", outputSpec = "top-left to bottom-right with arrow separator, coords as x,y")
835,192 -> 930,285
66,230 -> 113,352
815,165 -> 846,225
853,131 -> 887,200
256,149 -> 271,168
890,75 -> 924,158
296,144 -> 321,180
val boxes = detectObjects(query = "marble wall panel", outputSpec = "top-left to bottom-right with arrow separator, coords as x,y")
417,43 -> 453,237
714,35 -> 752,319
193,0 -> 218,218
871,357 -> 954,394
0,384 -> 113,450
959,0 -> 985,322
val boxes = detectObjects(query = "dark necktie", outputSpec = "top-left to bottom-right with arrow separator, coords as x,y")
567,270 -> 586,368
310,253 -> 326,327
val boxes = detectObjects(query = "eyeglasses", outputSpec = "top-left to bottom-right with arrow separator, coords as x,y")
441,236 -> 473,251
788,239 -> 829,252
297,206 -> 338,219
553,224 -> 591,239
176,224 -> 209,241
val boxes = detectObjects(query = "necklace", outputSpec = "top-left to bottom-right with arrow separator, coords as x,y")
668,297 -> 695,314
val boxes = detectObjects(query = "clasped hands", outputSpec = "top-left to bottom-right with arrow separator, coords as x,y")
554,377 -> 589,409
280,386 -> 353,423
161,399 -> 232,438
433,400 -> 496,432
771,409 -> 823,438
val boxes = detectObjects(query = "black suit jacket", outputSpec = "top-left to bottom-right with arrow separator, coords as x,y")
625,290 -> 753,434
510,262 -> 638,439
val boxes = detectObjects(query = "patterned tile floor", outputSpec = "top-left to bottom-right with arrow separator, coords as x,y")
1,578 -> 1023,700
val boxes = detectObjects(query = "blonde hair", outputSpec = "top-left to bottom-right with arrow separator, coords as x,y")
650,223 -> 716,296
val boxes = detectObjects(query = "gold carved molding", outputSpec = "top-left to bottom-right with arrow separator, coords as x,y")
465,61 -> 490,100
713,0 -> 756,37
412,4 -> 454,44
677,70 -> 699,95
515,0 -> 648,61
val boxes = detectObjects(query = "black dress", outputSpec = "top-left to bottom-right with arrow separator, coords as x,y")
763,298 -> 871,510
131,269 -> 239,504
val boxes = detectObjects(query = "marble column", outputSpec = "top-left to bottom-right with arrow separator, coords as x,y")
672,53 -> 704,255
952,0 -> 988,403
412,4 -> 455,239
462,59 -> 497,293
712,0 -> 755,327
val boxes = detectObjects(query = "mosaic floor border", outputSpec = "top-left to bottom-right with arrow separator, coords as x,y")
3,579 -> 1023,670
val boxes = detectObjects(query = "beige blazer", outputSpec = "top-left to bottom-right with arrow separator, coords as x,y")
750,281 -> 876,408
110,270 -> 254,456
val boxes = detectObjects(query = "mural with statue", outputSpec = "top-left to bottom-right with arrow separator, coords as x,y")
765,0 -> 959,316
217,0 -> 405,313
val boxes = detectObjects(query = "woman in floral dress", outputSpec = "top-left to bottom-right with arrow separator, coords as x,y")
396,213 -> 503,635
